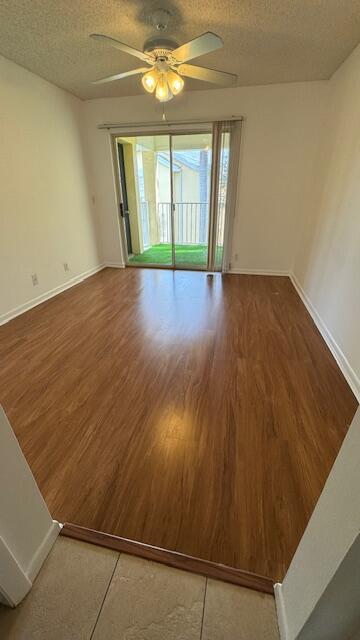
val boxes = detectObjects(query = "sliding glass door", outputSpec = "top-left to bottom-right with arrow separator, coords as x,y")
117,134 -> 172,266
171,132 -> 212,269
115,122 -> 240,271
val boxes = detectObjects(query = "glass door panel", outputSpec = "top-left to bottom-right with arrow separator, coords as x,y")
171,132 -> 213,269
116,134 -> 173,266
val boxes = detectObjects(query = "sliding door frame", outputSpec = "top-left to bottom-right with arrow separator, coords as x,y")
112,128 -> 212,272
111,122 -> 241,272
112,131 -> 173,270
112,129 -> 211,271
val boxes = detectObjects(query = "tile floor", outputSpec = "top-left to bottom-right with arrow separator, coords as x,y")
0,537 -> 280,639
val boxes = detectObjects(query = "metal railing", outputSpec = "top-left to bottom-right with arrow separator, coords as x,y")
157,202 -> 209,244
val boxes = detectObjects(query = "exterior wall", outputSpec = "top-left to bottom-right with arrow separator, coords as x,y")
142,151 -> 159,245
157,161 -> 171,202
176,165 -> 200,203
122,143 -> 142,255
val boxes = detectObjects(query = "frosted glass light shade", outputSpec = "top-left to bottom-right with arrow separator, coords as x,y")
155,74 -> 173,102
167,70 -> 184,95
142,69 -> 158,93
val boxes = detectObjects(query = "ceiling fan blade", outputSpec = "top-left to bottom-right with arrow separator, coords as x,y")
90,34 -> 153,64
178,63 -> 237,86
172,32 -> 223,63
92,67 -> 150,85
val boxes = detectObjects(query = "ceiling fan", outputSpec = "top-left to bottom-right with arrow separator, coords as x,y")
90,9 -> 237,102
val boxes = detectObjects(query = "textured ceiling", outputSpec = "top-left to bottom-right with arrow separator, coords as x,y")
0,0 -> 360,100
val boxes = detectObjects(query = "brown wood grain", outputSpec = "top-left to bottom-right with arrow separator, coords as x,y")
61,522 -> 274,594
0,268 -> 357,580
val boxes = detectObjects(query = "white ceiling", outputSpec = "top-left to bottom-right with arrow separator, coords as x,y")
0,0 -> 359,100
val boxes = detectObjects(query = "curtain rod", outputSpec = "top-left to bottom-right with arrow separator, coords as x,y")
97,116 -> 244,130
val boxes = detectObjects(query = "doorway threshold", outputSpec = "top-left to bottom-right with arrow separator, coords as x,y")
61,523 -> 274,595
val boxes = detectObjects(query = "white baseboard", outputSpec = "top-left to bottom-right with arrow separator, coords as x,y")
0,535 -> 32,607
274,583 -> 289,640
104,262 -> 126,268
228,268 -> 290,276
0,264 -> 106,326
290,273 -> 360,402
27,520 -> 62,583
0,520 -> 61,607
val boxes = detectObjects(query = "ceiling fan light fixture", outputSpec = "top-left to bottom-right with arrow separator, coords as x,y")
155,74 -> 173,102
141,68 -> 158,93
91,31 -> 237,97
166,69 -> 184,95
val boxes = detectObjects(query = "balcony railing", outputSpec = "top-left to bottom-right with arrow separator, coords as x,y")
140,202 -> 209,245
138,200 -> 227,249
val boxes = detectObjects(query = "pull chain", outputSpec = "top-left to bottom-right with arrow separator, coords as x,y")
162,103 -> 166,121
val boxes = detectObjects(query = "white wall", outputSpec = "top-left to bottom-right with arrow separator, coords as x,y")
0,406 -> 60,606
293,43 -> 360,400
0,55 -> 102,322
276,407 -> 360,640
297,533 -> 360,640
82,81 -> 328,272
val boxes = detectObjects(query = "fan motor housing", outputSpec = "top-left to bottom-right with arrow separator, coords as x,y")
143,36 -> 179,55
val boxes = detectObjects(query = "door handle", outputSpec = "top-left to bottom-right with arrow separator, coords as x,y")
119,202 -> 130,217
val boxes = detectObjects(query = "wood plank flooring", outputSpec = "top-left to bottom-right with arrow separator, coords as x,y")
0,268 -> 357,580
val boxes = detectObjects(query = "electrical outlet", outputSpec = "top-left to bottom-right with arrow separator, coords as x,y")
31,273 -> 38,286
63,262 -> 69,272
234,253 -> 239,262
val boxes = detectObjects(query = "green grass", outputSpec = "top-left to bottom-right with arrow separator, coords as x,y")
129,243 -> 208,266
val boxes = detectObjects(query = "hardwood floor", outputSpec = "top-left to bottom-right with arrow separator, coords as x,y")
0,268 -> 357,580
